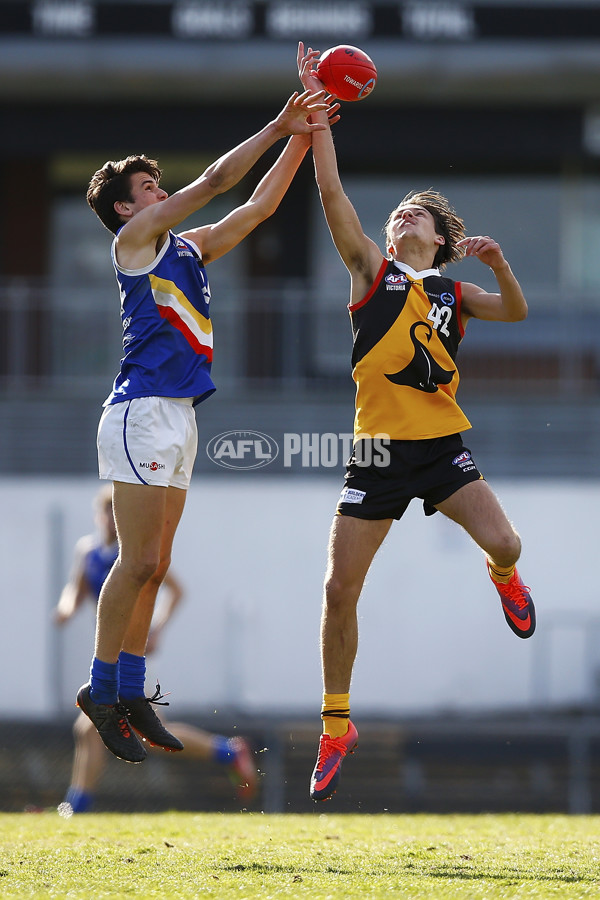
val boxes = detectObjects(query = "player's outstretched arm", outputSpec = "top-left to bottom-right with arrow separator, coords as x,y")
185,102 -> 341,263
459,236 -> 528,323
145,568 -> 184,655
121,90 -> 332,251
181,134 -> 311,263
53,537 -> 92,625
297,42 -> 382,300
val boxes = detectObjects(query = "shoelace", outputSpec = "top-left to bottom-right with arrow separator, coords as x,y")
146,682 -> 171,708
500,577 -> 531,611
316,734 -> 349,770
115,712 -> 132,739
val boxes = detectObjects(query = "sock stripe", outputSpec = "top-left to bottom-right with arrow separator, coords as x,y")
489,564 -> 515,577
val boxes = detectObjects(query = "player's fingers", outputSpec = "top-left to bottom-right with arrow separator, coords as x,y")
297,88 -> 325,100
462,236 -> 494,254
302,91 -> 327,106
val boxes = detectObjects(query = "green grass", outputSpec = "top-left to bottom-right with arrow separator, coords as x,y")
1,812 -> 600,898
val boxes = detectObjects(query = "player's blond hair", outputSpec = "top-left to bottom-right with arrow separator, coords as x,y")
384,189 -> 466,270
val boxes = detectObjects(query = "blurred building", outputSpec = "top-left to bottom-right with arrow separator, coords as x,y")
2,2 -> 600,813
1,0 -> 600,478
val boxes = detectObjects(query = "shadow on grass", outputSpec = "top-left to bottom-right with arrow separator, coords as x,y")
427,866 -> 593,884
221,862 -> 353,876
220,861 -> 596,885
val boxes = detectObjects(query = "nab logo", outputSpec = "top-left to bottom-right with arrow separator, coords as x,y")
206,430 -> 279,470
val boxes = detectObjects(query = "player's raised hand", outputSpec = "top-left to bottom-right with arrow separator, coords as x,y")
297,43 -> 340,127
457,236 -> 507,270
273,89 -> 332,136
297,41 -> 326,92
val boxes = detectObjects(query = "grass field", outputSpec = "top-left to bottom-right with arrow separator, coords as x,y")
1,811 -> 600,898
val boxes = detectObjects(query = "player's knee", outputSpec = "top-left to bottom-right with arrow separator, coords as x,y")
149,556 -> 171,587
490,529 -> 521,567
120,554 -> 161,587
324,572 -> 361,612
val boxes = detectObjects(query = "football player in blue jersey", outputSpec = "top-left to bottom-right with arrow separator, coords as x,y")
82,89 -> 338,763
54,487 -> 258,814
297,43 -> 535,803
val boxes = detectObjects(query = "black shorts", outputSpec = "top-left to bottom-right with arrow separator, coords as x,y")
336,433 -> 483,521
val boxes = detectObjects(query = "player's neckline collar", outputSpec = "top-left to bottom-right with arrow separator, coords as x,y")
393,260 -> 440,279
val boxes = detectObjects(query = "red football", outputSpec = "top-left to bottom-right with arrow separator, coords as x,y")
316,45 -> 377,102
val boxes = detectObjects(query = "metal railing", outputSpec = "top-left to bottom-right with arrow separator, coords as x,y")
1,278 -> 600,475
2,278 -> 599,394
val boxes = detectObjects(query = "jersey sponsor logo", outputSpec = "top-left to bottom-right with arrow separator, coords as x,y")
340,486 -> 366,504
424,289 -> 455,306
139,461 -> 166,471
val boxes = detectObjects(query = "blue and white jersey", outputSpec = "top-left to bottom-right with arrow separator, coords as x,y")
104,231 -> 215,407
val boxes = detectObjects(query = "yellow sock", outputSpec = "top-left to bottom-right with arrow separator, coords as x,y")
321,692 -> 350,738
488,561 -> 516,585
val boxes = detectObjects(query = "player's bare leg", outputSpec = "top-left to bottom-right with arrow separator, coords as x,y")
435,478 -> 521,566
71,714 -> 107,792
78,482 -> 187,761
310,514 -> 392,802
321,515 -> 393,693
57,713 -> 108,815
121,485 -> 187,657
95,481 -> 178,662
436,479 -> 535,638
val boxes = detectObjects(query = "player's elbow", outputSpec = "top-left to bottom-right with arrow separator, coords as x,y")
317,182 -> 338,205
251,196 -> 278,221
244,198 -> 272,229
511,303 -> 528,322
206,170 -> 229,194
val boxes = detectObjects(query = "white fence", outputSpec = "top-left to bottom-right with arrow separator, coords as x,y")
1,475 -> 598,720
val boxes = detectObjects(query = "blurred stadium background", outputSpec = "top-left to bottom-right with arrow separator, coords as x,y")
2,0 -> 600,814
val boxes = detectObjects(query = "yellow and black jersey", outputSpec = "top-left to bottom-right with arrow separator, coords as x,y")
349,258 -> 471,440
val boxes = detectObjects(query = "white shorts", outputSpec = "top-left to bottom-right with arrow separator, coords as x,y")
97,396 -> 198,489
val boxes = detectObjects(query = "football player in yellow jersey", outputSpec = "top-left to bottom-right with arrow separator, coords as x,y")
298,43 -> 536,803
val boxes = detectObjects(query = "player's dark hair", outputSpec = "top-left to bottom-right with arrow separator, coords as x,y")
384,189 -> 466,270
86,155 -> 163,234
